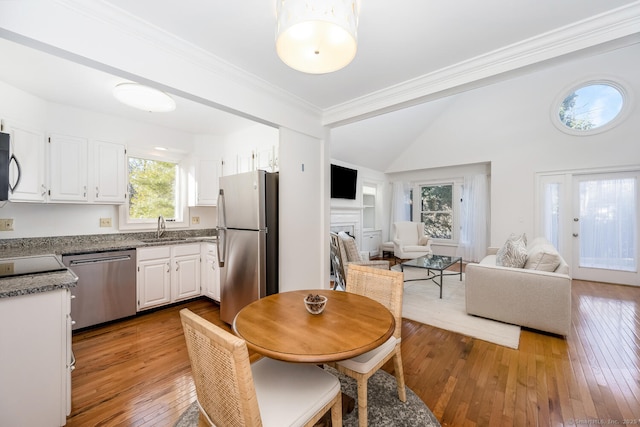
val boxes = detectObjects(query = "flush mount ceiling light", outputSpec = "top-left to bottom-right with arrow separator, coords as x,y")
276,0 -> 359,74
113,83 -> 176,112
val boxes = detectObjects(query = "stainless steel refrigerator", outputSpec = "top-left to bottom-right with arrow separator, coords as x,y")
217,170 -> 279,324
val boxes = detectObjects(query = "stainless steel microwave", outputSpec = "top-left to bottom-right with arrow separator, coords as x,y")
0,132 -> 21,201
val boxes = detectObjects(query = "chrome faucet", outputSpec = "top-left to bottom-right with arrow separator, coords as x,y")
157,215 -> 166,239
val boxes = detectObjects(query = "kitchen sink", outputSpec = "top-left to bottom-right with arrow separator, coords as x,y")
140,238 -> 189,244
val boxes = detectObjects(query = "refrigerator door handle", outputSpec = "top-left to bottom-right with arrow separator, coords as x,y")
218,189 -> 226,228
217,228 -> 225,267
217,189 -> 226,267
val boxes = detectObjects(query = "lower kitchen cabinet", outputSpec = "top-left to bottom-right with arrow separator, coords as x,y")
201,242 -> 220,302
0,288 -> 71,426
137,244 -> 201,311
172,244 -> 201,301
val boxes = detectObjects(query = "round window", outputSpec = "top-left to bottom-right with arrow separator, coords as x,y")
555,81 -> 626,135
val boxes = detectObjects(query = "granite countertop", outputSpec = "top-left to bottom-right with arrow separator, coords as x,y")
0,230 -> 218,258
0,230 -> 217,298
0,269 -> 78,298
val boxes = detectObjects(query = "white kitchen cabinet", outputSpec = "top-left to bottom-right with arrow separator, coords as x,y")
172,244 -> 201,301
188,158 -> 220,206
362,230 -> 382,257
237,150 -> 254,173
201,242 -> 220,301
137,246 -> 172,310
137,244 -> 201,310
2,120 -> 47,202
0,289 -> 71,427
48,133 -> 88,202
256,145 -> 278,172
93,139 -> 126,203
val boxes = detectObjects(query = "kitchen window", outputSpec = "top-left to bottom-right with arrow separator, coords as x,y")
120,154 -> 187,229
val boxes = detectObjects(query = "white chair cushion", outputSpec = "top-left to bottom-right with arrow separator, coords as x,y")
252,358 -> 341,427
395,222 -> 419,244
335,336 -> 398,373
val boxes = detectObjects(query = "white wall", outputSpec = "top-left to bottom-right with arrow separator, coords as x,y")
386,43 -> 640,247
279,128 -> 328,291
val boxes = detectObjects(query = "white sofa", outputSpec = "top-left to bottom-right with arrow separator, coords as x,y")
465,237 -> 571,337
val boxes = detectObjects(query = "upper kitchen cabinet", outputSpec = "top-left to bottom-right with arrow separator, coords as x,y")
35,134 -> 126,204
188,158 -> 221,206
93,140 -> 127,204
232,145 -> 279,176
48,133 -> 88,202
2,119 -> 47,202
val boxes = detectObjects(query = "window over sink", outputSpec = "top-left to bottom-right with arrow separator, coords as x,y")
119,153 -> 188,230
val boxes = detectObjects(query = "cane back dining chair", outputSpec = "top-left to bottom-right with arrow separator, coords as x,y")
328,264 -> 406,427
180,308 -> 342,427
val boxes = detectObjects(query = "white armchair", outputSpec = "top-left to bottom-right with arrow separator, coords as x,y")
393,221 -> 433,260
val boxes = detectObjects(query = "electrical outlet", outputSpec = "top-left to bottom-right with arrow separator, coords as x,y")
0,262 -> 14,275
100,217 -> 112,227
191,216 -> 200,225
0,219 -> 14,231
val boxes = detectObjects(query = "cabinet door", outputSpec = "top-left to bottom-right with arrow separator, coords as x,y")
0,289 -> 68,426
137,258 -> 171,310
195,159 -> 220,206
49,134 -> 88,202
256,145 -> 278,172
94,140 -> 126,203
363,231 -> 382,257
201,243 -> 220,301
3,121 -> 46,202
172,254 -> 201,301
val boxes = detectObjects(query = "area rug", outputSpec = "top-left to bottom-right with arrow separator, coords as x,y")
393,266 -> 521,349
174,367 -> 441,427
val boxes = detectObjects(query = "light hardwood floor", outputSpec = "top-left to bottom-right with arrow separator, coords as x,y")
66,276 -> 640,426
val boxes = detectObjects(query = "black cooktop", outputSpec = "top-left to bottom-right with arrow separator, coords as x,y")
0,254 -> 68,278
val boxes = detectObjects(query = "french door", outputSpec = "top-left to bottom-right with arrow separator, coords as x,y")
537,169 -> 639,286
571,171 -> 638,285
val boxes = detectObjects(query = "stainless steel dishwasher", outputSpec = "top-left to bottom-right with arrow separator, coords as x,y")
63,249 -> 137,330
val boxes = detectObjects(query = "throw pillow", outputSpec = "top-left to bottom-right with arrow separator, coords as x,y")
338,232 -> 361,262
496,233 -> 528,268
525,244 -> 562,272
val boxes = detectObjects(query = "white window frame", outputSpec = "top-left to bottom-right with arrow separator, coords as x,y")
412,179 -> 462,245
118,151 -> 189,231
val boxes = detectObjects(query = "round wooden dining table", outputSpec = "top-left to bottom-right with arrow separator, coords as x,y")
232,289 -> 395,363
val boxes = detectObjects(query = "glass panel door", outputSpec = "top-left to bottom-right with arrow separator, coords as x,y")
572,171 -> 638,285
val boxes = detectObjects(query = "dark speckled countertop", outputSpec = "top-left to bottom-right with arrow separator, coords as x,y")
0,229 -> 217,298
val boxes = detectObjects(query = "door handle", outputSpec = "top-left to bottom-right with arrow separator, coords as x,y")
8,154 -> 21,193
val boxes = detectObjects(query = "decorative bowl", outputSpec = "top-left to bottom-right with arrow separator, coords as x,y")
304,294 -> 327,315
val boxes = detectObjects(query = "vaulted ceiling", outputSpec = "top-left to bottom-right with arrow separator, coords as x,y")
1,0 -> 639,171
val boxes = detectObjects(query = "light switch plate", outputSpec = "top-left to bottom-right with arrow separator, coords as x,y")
100,217 -> 112,227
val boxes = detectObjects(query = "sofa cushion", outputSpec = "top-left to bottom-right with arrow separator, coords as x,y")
496,233 -> 528,268
525,243 -> 562,272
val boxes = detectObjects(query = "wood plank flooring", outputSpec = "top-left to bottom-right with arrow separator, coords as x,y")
66,278 -> 640,426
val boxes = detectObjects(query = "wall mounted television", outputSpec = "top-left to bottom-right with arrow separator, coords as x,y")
330,164 -> 357,200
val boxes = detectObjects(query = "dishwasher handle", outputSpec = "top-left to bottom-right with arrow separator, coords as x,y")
69,255 -> 132,266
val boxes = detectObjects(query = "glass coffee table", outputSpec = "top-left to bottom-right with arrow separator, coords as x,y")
400,254 -> 462,298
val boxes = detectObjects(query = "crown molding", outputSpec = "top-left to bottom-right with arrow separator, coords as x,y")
54,0 -> 322,118
322,1 -> 640,127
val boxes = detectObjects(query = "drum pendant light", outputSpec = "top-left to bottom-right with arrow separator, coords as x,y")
276,0 -> 359,74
